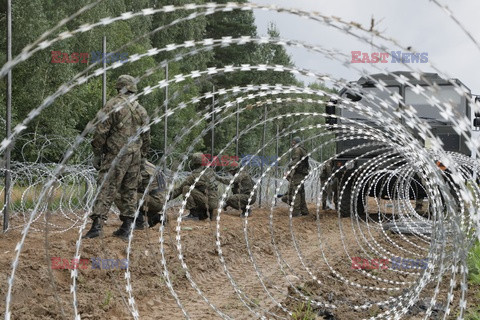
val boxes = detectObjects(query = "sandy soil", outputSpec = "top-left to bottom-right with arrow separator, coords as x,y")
0,202 -> 478,319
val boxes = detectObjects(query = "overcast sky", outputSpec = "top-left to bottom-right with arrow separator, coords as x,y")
252,0 -> 480,93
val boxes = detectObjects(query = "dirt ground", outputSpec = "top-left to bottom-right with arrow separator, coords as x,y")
0,202 -> 478,319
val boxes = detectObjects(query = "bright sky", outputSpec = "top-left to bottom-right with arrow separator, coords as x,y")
252,0 -> 480,93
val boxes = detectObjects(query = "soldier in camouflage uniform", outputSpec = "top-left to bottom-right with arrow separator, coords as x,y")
215,161 -> 256,217
116,160 -> 166,229
83,75 -> 150,240
281,137 -> 310,216
320,159 -> 338,210
169,153 -> 218,220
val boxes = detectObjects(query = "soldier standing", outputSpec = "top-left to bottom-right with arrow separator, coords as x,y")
320,159 -> 338,210
215,161 -> 256,217
116,160 -> 166,229
281,136 -> 309,216
169,153 -> 218,220
83,75 -> 150,240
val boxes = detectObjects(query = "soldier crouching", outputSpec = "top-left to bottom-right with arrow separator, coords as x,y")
168,153 -> 219,220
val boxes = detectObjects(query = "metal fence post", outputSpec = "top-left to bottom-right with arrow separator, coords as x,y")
235,103 -> 239,158
164,63 -> 168,170
259,105 -> 267,208
211,86 -> 215,158
275,124 -> 279,206
4,0 -> 12,232
102,36 -> 106,106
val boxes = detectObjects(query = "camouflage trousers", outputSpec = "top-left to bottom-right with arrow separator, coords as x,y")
91,152 -> 141,221
225,193 -> 256,211
116,191 -> 165,222
281,174 -> 309,215
182,186 -> 218,219
182,186 -> 218,210
322,178 -> 338,210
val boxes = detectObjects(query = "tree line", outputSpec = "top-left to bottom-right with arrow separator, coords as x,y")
0,0 -> 335,167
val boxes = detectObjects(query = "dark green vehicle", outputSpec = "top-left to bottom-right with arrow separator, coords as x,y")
325,71 -> 478,217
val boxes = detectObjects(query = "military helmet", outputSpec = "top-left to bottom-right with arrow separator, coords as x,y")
189,152 -> 204,168
116,74 -> 138,93
292,136 -> 302,144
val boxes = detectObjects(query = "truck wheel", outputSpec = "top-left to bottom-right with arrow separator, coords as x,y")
339,176 -> 366,218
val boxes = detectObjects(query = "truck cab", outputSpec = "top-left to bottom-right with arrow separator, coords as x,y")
325,71 -> 476,217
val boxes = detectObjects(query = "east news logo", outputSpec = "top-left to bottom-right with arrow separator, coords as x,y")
351,51 -> 428,63
51,51 -> 129,64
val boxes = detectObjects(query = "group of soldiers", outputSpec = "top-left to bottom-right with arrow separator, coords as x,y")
83,75 -> 329,241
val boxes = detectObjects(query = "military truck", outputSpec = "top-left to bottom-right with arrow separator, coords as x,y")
325,71 -> 478,217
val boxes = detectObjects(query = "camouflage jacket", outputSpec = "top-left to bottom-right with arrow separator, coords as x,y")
215,171 -> 256,196
289,145 -> 309,176
172,167 -> 218,200
91,93 -> 150,158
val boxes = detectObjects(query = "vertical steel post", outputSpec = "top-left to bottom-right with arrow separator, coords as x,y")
235,103 -> 239,158
211,86 -> 215,157
289,133 -> 292,161
164,64 -> 168,170
259,105 -> 267,207
4,0 -> 12,232
275,124 -> 279,206
310,138 -> 313,160
102,36 -> 106,107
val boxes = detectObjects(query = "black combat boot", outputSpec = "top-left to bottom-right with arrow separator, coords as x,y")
292,211 -> 302,217
241,208 -> 252,217
134,213 -> 146,230
113,217 -> 134,240
322,200 -> 327,211
148,213 -> 167,228
198,209 -> 209,220
82,218 -> 103,239
301,206 -> 310,216
183,209 -> 199,221
209,208 -> 216,220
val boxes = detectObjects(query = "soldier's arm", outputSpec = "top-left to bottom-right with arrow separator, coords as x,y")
91,101 -> 115,156
289,148 -> 302,168
286,148 -> 301,177
214,173 -> 232,185
170,175 -> 194,200
170,185 -> 183,200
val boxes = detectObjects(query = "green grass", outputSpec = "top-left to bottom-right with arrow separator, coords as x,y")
466,240 -> 480,319
1,184 -> 88,211
292,301 -> 316,320
468,241 -> 480,285
101,290 -> 113,307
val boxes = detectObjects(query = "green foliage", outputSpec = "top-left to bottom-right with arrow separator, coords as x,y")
468,241 -> 480,285
101,290 -> 113,307
292,301 -> 316,320
465,309 -> 480,320
465,240 -> 480,319
0,1 -> 337,166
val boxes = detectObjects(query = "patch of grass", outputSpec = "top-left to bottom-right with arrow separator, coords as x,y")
465,310 -> 480,320
247,297 -> 260,308
1,184 -> 87,211
298,283 -> 315,297
292,301 -> 316,320
466,240 -> 480,319
102,290 -> 113,307
468,241 -> 480,285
